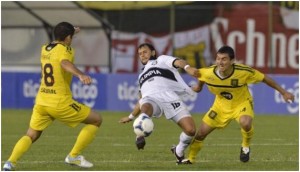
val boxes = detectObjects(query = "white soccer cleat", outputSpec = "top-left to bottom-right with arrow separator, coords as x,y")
65,155 -> 93,168
3,161 -> 15,171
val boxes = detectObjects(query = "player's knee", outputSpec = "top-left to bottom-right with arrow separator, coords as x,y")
239,116 -> 252,131
94,113 -> 102,127
185,127 -> 196,136
140,103 -> 153,115
179,116 -> 196,136
241,123 -> 252,132
26,129 -> 42,143
195,133 -> 206,141
87,111 -> 102,127
195,130 -> 209,141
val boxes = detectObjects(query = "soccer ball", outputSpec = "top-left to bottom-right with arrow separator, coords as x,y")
133,114 -> 154,137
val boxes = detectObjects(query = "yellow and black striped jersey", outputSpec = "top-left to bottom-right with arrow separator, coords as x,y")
35,43 -> 75,108
198,64 -> 265,111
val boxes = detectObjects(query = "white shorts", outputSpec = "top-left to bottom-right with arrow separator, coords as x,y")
139,91 -> 191,123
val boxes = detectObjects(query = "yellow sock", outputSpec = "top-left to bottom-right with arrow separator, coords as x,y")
187,139 -> 203,163
69,124 -> 98,157
241,126 -> 254,147
8,136 -> 32,165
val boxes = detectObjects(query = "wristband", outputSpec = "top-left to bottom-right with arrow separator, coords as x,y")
128,114 -> 135,120
184,65 -> 190,71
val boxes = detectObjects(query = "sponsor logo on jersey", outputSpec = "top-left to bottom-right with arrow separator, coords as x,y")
220,91 -> 233,100
139,67 -> 177,88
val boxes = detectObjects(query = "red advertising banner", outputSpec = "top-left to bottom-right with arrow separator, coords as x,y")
112,26 -> 211,73
211,3 -> 299,74
112,3 -> 298,74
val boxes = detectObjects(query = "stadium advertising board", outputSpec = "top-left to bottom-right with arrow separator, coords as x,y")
2,72 -> 298,115
1,73 -> 107,109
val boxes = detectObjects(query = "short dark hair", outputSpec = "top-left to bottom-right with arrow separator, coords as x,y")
138,43 -> 157,58
217,45 -> 235,60
53,22 -> 75,41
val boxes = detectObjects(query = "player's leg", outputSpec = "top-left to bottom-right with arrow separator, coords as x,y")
52,99 -> 100,168
3,128 -> 43,171
68,110 -> 102,157
63,101 -> 102,168
134,97 -> 161,150
182,108 -> 224,164
140,102 -> 154,117
239,115 -> 253,147
3,105 -> 50,171
239,115 -> 253,162
135,103 -> 153,149
171,114 -> 196,163
184,121 -> 215,164
236,100 -> 254,162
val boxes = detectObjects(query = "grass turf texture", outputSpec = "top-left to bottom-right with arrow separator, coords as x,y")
1,109 -> 299,171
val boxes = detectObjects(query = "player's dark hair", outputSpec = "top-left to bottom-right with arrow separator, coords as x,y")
138,43 -> 157,58
53,22 -> 75,41
217,45 -> 235,60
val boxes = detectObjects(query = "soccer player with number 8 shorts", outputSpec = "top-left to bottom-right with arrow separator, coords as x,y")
3,22 -> 102,171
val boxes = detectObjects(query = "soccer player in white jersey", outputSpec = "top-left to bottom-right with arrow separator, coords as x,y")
119,43 -> 199,164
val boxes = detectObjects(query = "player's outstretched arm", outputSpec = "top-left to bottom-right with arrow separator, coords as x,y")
174,59 -> 199,78
61,59 -> 92,85
119,101 -> 141,123
119,92 -> 142,123
263,75 -> 295,103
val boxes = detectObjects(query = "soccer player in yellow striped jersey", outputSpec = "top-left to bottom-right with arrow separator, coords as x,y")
180,45 -> 295,165
3,22 -> 102,171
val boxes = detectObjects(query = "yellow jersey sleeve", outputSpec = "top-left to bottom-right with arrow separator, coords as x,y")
57,45 -> 74,63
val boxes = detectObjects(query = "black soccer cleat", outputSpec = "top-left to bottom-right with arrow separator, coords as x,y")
240,147 -> 250,162
136,136 -> 146,150
177,159 -> 193,165
171,145 -> 184,163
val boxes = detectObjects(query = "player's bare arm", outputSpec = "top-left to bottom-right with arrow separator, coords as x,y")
173,59 -> 199,78
61,59 -> 92,85
262,74 -> 294,103
119,92 -> 142,123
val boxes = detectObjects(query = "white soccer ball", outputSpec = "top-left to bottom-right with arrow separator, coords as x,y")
133,114 -> 154,137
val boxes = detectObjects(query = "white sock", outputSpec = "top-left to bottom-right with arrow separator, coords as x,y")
176,132 -> 193,157
242,147 -> 250,154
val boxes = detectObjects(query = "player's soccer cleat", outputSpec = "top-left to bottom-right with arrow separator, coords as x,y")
240,147 -> 250,162
65,155 -> 93,168
136,136 -> 146,150
171,145 -> 184,163
177,159 -> 193,165
3,161 -> 15,171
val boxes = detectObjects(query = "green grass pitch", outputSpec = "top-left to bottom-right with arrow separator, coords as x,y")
1,109 -> 299,171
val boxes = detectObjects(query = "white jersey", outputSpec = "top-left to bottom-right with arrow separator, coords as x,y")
138,55 -> 195,98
